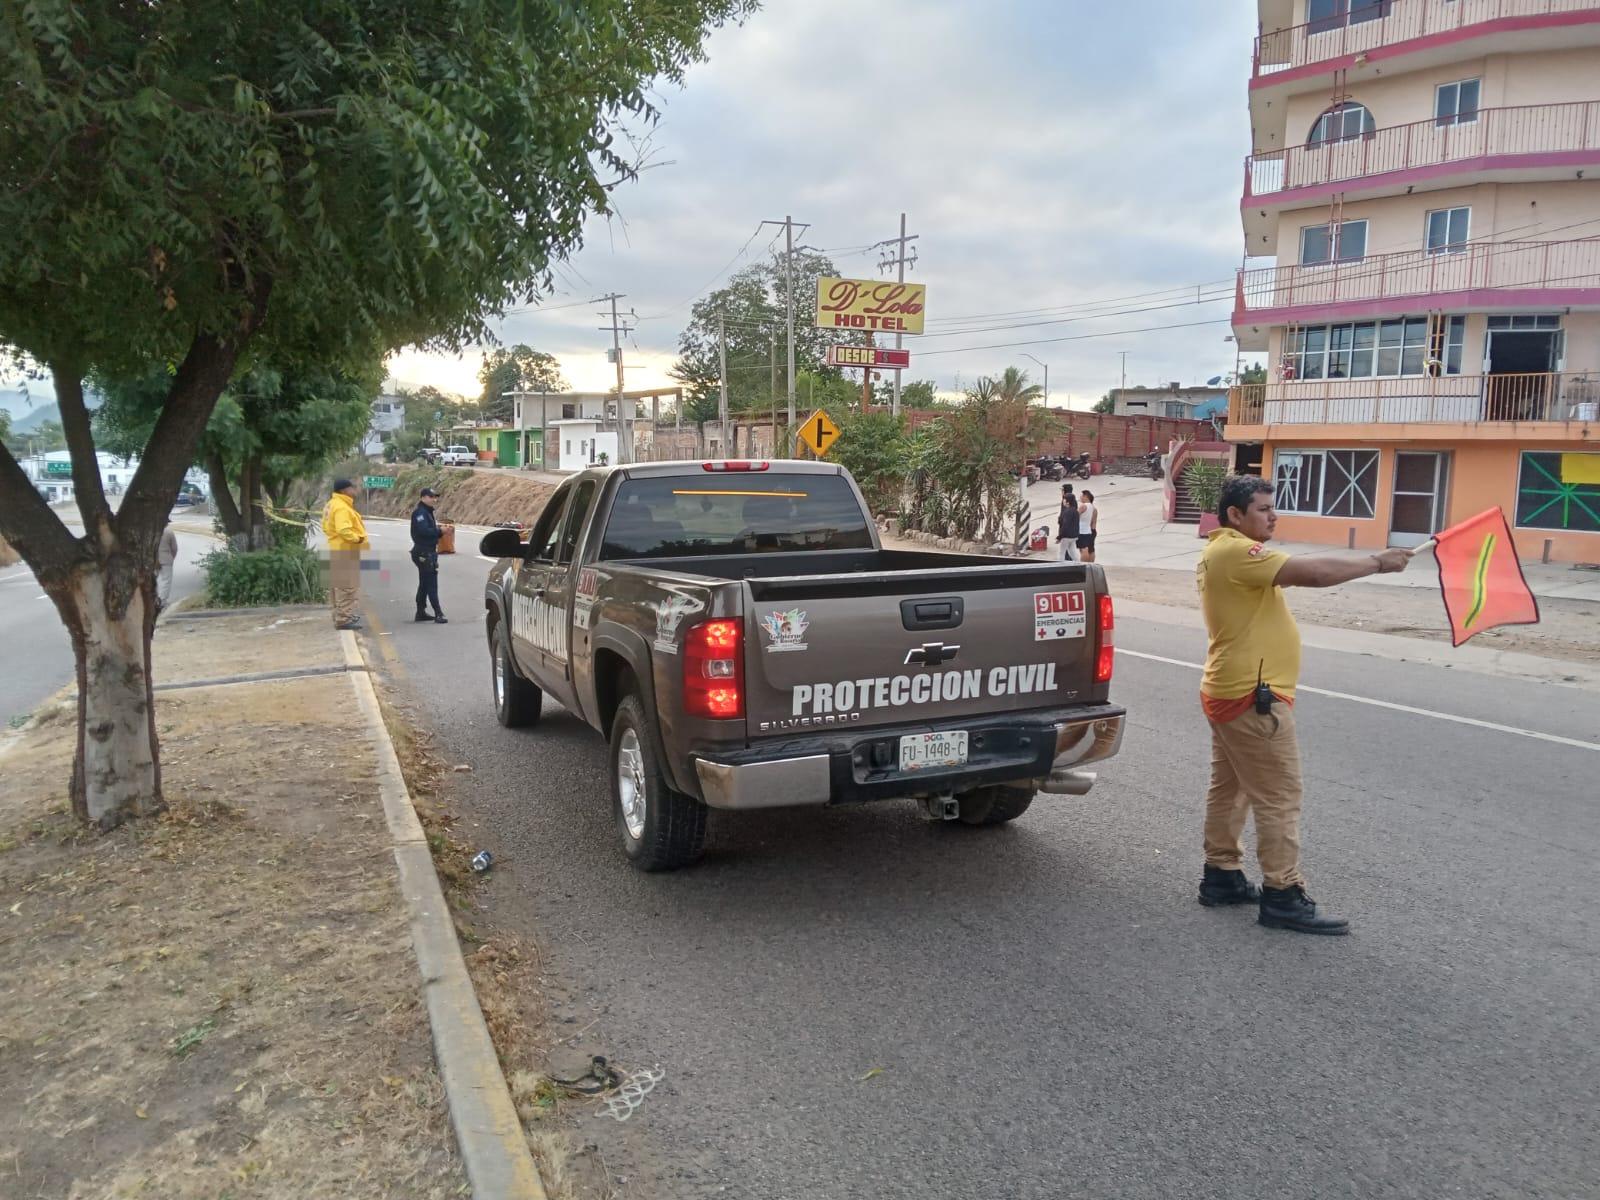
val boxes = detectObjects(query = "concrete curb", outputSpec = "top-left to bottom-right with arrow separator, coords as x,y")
340,630 -> 547,1200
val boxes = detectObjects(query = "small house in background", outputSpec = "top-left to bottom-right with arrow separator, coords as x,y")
1110,384 -> 1228,420
547,420 -> 618,471
360,394 -> 405,457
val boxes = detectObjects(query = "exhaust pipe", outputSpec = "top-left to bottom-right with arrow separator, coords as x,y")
1040,769 -> 1097,796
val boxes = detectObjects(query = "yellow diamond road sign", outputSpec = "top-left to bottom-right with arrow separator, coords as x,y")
796,409 -> 841,458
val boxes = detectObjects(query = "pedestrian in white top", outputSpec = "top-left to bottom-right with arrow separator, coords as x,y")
156,524 -> 178,611
1076,491 -> 1098,563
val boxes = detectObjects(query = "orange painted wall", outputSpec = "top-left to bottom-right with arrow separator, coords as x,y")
1262,439 -> 1600,562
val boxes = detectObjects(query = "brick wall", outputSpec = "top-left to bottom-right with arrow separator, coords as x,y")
900,407 -> 1207,458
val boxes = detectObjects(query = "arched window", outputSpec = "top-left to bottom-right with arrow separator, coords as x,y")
1308,103 -> 1376,145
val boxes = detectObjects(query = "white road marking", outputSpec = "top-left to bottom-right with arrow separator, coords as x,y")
1116,647 -> 1600,754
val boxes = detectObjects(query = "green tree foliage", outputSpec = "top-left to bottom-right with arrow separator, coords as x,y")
96,362 -> 378,547
477,345 -> 568,423
1092,392 -> 1116,414
899,380 -> 944,409
670,253 -> 858,422
0,0 -> 755,826
825,409 -> 908,516
922,372 -> 1055,543
1240,364 -> 1268,385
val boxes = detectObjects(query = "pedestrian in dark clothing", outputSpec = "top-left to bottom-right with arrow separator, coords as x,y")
410,487 -> 447,623
1057,486 -> 1080,561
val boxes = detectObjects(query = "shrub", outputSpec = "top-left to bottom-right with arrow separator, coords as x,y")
1181,459 -> 1229,516
203,545 -> 326,607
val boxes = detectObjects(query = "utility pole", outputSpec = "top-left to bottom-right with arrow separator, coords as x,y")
1022,353 -> 1049,406
760,216 -> 809,429
718,312 -> 729,458
875,212 -> 920,416
597,292 -> 633,463
1119,351 -> 1129,394
770,331 -> 778,456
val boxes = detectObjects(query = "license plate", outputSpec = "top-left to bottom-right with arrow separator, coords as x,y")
899,730 -> 969,773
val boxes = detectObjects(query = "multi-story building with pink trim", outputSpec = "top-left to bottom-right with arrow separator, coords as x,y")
1229,0 -> 1600,562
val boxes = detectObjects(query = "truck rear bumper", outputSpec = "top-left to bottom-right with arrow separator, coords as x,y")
693,707 -> 1125,811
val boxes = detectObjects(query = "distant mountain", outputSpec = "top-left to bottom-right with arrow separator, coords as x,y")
3,389 -> 102,435
11,403 -> 63,433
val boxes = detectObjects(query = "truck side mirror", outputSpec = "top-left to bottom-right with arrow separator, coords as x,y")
480,528 -> 527,560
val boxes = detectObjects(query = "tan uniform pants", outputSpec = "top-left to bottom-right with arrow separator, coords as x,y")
328,549 -> 361,625
1204,705 -> 1306,890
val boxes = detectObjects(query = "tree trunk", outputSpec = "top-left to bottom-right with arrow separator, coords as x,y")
56,557 -> 162,827
206,451 -> 246,540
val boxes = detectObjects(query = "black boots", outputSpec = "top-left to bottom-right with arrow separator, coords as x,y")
434,614 -> 448,623
416,610 -> 448,623
1198,864 -> 1261,907
415,611 -> 432,622
1259,885 -> 1350,936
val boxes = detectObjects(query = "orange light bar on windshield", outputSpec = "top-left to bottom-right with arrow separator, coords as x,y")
670,490 -> 809,498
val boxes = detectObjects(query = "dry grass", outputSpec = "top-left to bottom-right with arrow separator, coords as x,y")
0,656 -> 463,1196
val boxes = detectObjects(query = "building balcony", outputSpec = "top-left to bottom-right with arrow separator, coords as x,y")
1249,0 -> 1600,148
1243,101 -> 1600,250
1226,370 -> 1600,438
1233,237 -> 1600,346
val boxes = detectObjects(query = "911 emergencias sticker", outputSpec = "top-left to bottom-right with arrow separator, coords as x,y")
1033,590 -> 1086,640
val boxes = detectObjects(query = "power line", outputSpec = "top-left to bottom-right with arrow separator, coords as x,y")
916,317 -> 1231,358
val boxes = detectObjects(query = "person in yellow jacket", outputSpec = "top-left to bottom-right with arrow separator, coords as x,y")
322,479 -> 370,629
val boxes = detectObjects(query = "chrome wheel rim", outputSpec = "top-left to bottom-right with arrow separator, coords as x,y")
617,728 -> 646,840
494,641 -> 505,708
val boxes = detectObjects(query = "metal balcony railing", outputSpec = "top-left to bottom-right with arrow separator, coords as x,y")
1245,100 -> 1600,197
1254,0 -> 1600,78
1236,237 -> 1600,314
1228,371 -> 1600,424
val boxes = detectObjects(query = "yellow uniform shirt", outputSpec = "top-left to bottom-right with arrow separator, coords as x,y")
321,492 -> 370,551
1197,527 -> 1301,701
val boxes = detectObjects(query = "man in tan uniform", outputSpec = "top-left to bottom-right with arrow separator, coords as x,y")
321,479 -> 370,630
1196,474 -> 1410,935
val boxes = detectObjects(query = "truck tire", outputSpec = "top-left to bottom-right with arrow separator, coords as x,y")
492,621 -> 543,728
610,693 -> 707,871
956,785 -> 1034,826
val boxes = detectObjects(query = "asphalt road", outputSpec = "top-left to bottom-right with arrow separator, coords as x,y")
352,517 -> 1599,1200
0,512 -> 211,726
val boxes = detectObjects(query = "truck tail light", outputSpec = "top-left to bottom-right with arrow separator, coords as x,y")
684,618 -> 744,719
1094,594 -> 1115,684
702,460 -> 770,471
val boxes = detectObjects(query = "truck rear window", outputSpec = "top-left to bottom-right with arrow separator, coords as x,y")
599,473 -> 874,559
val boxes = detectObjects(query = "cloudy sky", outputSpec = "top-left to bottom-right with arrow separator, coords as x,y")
2,0 -> 1260,421
389,0 -> 1261,409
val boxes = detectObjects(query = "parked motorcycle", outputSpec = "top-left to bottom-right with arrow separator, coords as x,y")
1033,455 -> 1066,482
1144,449 -> 1164,480
1061,452 -> 1093,480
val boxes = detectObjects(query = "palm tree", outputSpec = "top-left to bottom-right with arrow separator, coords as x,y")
992,366 -> 1044,406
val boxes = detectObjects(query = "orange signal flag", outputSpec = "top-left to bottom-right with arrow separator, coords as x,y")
1429,507 -> 1539,647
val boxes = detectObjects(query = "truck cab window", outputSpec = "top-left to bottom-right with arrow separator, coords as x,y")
599,472 -> 874,559
527,487 -> 572,562
556,480 -> 598,565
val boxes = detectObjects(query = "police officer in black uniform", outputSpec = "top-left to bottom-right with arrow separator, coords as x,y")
410,487 -> 447,623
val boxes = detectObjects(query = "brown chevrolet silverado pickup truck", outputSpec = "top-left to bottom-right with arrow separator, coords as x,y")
480,459 -> 1124,870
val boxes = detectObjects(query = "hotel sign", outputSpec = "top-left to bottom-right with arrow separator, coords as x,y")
815,277 -> 927,334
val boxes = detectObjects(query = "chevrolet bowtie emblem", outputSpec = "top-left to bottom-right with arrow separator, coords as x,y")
904,642 -> 961,666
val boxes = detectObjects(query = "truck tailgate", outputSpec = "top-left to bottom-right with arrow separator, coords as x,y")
742,563 -> 1101,737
